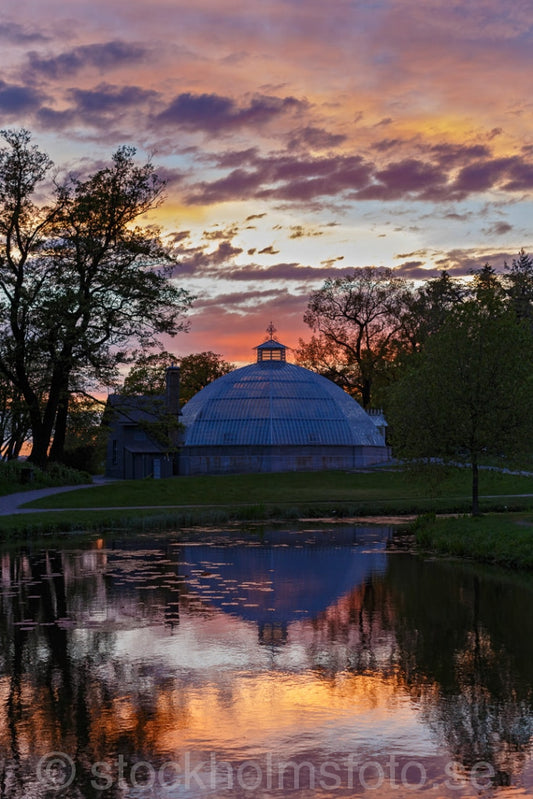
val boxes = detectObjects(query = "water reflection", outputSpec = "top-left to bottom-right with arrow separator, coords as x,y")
0,526 -> 531,797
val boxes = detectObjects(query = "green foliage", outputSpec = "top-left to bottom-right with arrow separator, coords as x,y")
0,460 -> 91,494
121,349 -> 234,405
178,351 -> 234,405
122,350 -> 175,395
504,249 -> 533,325
387,295 -> 533,514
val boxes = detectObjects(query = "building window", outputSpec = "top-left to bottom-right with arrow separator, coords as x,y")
112,440 -> 118,465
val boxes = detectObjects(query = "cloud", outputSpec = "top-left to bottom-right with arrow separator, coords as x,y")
452,157 -> 517,194
0,81 -> 43,114
394,260 -> 428,278
258,245 -> 280,255
170,238 -> 244,276
288,225 -> 324,239
68,84 -> 158,114
0,22 -> 48,43
186,143 -> 533,207
202,225 -> 240,240
321,256 -> 345,267
357,158 -> 447,201
433,247 -> 529,275
26,41 -> 148,79
288,126 -> 346,150
482,221 -> 513,237
200,261 -> 346,284
157,92 -> 306,132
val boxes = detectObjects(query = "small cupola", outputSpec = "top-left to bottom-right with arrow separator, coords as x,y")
254,323 -> 287,362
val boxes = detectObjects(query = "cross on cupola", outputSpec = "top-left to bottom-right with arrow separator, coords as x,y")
266,321 -> 277,340
254,323 -> 288,362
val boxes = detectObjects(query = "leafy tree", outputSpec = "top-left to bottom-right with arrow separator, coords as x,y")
178,351 -> 234,405
0,130 -> 193,467
388,298 -> 533,515
397,270 -> 465,351
300,267 -> 408,407
122,350 -> 176,396
122,349 -> 234,406
470,263 -> 506,307
504,249 -> 533,325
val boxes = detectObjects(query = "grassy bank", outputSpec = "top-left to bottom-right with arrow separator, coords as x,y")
1,464 -> 532,538
17,465 -> 533,509
412,512 -> 533,569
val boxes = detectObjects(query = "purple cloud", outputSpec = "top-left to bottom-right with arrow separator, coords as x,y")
26,41 -> 148,79
157,92 -> 305,132
187,143 -> 533,207
0,22 -> 48,43
0,82 -> 42,114
68,84 -> 158,114
288,126 -> 347,150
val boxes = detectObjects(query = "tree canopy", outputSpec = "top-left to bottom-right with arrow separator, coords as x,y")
387,290 -> 533,514
122,350 -> 234,406
0,129 -> 193,467
298,267 -> 409,407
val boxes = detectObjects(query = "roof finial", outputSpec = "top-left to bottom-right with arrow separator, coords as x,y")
266,321 -> 277,341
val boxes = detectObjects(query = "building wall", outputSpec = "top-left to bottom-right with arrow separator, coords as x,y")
178,444 -> 390,475
105,423 -> 174,479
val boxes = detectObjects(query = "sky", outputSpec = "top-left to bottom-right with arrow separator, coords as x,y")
3,0 -> 533,364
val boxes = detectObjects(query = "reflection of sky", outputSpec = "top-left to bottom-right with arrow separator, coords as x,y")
100,529 -> 440,774
1,530 -> 533,797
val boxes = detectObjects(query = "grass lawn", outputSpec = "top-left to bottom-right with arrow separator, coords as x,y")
18,465 -> 533,510
413,512 -> 533,570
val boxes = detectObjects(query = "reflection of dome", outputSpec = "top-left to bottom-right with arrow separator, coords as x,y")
179,332 -> 389,475
181,527 -> 390,628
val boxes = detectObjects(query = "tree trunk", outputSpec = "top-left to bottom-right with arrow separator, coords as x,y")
48,390 -> 69,463
27,361 -> 69,467
361,378 -> 372,409
27,425 -> 51,468
471,453 -> 480,516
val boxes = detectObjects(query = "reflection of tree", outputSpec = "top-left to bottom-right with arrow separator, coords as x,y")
0,541 -> 187,798
0,538 -> 532,796
384,556 -> 533,785
300,575 -> 398,679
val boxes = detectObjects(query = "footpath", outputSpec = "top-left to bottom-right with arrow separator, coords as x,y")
0,478 -> 112,516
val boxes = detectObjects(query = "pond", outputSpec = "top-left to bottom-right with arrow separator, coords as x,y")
0,524 -> 532,798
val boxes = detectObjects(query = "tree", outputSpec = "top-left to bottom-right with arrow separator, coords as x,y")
470,263 -> 506,307
387,299 -> 533,515
178,351 -> 234,405
294,335 -> 363,398
0,377 -> 32,460
299,267 -> 408,408
397,270 -> 465,351
61,394 -> 108,473
0,130 -> 193,467
122,350 -> 177,396
122,349 -> 234,405
504,249 -> 533,326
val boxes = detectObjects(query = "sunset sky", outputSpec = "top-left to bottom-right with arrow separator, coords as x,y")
3,0 -> 533,363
